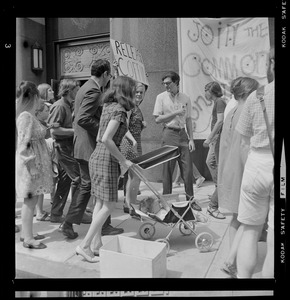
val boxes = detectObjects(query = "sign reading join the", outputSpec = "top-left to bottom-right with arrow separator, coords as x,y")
110,39 -> 149,86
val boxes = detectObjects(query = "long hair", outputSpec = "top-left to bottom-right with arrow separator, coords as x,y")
230,77 -> 259,100
58,79 -> 78,98
37,83 -> 51,100
16,81 -> 40,119
205,81 -> 223,98
102,76 -> 136,111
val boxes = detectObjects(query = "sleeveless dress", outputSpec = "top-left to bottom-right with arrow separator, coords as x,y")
89,102 -> 127,202
16,111 -> 54,198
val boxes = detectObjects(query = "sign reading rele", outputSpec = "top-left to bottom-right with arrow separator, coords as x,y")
110,39 -> 149,86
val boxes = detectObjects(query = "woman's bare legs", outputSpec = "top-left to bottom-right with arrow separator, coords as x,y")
21,195 -> 39,244
224,217 -> 243,267
229,213 -> 240,246
35,194 -> 45,218
236,224 -> 263,278
125,169 -> 141,208
79,198 -> 115,255
91,198 -> 104,251
262,227 -> 274,278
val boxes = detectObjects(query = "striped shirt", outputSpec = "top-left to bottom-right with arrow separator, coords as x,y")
236,81 -> 274,151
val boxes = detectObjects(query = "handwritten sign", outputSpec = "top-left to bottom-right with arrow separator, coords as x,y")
178,18 -> 270,139
110,39 -> 149,86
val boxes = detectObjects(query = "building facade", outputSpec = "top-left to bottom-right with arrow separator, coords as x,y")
16,17 -> 274,181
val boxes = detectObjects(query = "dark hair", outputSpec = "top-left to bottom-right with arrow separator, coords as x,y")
16,81 -> 40,118
91,59 -> 111,77
162,71 -> 180,86
58,79 -> 78,98
230,77 -> 259,100
102,76 -> 136,111
204,81 -> 223,98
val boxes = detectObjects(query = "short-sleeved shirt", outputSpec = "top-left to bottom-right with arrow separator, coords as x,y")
48,98 -> 73,141
236,81 -> 274,151
211,98 -> 227,131
89,101 -> 128,202
153,91 -> 191,129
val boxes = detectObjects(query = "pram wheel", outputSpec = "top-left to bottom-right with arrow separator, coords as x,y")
139,222 -> 156,240
156,238 -> 170,254
179,221 -> 196,235
195,232 -> 213,252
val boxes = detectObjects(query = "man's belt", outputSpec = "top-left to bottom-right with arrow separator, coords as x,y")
166,127 -> 184,132
54,137 -> 73,143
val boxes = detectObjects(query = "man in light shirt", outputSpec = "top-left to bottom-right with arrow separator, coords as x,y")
153,71 -> 201,211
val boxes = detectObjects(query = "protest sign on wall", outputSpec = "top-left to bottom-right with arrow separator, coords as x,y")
178,18 -> 270,139
110,39 -> 149,86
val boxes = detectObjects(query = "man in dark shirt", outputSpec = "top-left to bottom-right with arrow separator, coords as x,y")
48,79 -> 81,238
203,81 -> 226,219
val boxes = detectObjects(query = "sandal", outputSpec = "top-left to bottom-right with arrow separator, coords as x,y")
20,234 -> 45,242
220,262 -> 237,278
207,207 -> 226,219
23,241 -> 47,249
36,211 -> 50,221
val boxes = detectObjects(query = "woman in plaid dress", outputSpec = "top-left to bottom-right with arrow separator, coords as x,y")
76,76 -> 136,263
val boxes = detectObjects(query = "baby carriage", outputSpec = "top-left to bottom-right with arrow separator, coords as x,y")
129,145 -> 214,254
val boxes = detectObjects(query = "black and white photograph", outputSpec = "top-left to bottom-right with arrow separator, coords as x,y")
4,2 -> 287,298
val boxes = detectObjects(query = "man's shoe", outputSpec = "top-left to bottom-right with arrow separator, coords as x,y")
207,206 -> 226,219
191,201 -> 202,211
50,214 -> 65,223
102,225 -> 124,236
59,223 -> 79,239
81,212 -> 92,224
196,176 -> 205,188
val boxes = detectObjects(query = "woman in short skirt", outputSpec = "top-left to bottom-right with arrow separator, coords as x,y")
76,76 -> 136,263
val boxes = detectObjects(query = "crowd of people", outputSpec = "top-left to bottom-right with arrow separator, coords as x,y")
15,48 -> 274,277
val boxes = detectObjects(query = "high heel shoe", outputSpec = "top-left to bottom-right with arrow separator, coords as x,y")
129,205 -> 141,219
75,245 -> 99,263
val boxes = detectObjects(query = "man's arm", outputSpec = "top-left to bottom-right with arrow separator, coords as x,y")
50,127 -> 74,137
48,105 -> 74,137
186,117 -> 195,152
206,112 -> 224,143
154,107 -> 186,124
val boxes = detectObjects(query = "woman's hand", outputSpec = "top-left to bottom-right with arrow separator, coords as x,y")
123,159 -> 134,170
131,138 -> 138,152
203,138 -> 211,148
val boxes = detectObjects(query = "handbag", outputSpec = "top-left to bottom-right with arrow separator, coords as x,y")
256,86 -> 274,158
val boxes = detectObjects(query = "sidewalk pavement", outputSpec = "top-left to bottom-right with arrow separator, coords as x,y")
15,180 -> 267,279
